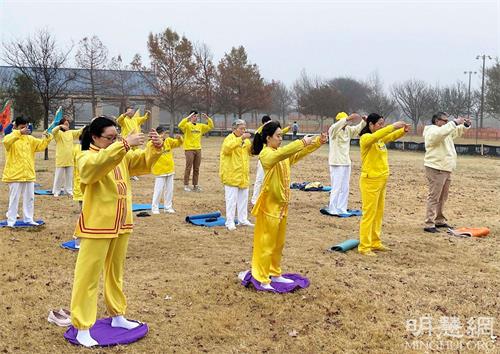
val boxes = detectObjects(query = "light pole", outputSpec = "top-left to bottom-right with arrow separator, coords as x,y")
464,70 -> 477,144
476,54 -> 492,129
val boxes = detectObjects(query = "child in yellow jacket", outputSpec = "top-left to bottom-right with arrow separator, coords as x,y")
219,119 -> 253,230
69,116 -> 163,347
2,116 -> 52,227
250,121 -> 327,290
150,126 -> 183,214
357,114 -> 409,256
51,118 -> 83,196
178,110 -> 214,191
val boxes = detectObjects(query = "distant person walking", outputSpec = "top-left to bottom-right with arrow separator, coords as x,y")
292,121 -> 299,140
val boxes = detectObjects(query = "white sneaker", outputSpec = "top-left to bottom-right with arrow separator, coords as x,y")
239,220 -> 254,227
151,209 -> 160,215
131,176 -> 139,181
226,224 -> 236,231
25,221 -> 40,226
193,185 -> 202,192
165,208 -> 175,214
184,186 -> 192,192
271,275 -> 294,284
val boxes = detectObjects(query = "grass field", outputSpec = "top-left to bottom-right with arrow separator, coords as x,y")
0,136 -> 499,353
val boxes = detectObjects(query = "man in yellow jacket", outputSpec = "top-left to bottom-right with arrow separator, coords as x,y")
219,119 -> 254,231
326,112 -> 365,215
178,110 -> 214,192
116,107 -> 150,138
150,126 -> 183,214
51,117 -> 84,196
2,116 -> 52,227
423,112 -> 471,233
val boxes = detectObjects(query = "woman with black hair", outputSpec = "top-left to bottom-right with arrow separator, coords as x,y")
69,116 -> 163,347
357,113 -> 410,256
249,121 -> 327,290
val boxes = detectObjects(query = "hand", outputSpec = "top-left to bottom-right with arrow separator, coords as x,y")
404,124 -> 411,133
20,126 -> 30,135
392,121 -> 407,130
241,132 -> 251,140
347,113 -> 361,121
125,132 -> 145,147
174,134 -> 182,139
454,117 -> 465,125
42,131 -> 50,138
145,110 -> 151,116
319,132 -> 328,144
302,135 -> 313,146
148,129 -> 163,148
362,115 -> 367,121
464,118 -> 472,127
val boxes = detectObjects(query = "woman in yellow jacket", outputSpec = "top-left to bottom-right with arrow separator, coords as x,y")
116,107 -> 150,138
250,121 -> 327,290
219,119 -> 253,231
358,113 -> 410,256
178,110 -> 214,192
2,116 -> 52,227
51,118 -> 83,196
69,116 -> 163,347
150,126 -> 183,214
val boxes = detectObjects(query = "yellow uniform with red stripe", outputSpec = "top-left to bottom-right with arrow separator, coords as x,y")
219,133 -> 252,188
251,137 -> 322,284
150,137 -> 183,175
358,125 -> 406,254
116,111 -> 149,137
52,126 -> 83,167
72,144 -> 83,201
2,130 -> 52,182
178,116 -> 214,150
74,141 -> 162,239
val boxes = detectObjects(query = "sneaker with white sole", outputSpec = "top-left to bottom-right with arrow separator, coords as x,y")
193,185 -> 202,192
165,208 -> 175,214
151,209 -> 160,215
239,221 -> 254,227
47,310 -> 71,327
184,186 -> 192,192
226,224 -> 236,231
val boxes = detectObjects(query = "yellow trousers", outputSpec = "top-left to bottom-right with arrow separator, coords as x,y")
70,233 -> 130,329
358,176 -> 387,254
251,213 -> 288,284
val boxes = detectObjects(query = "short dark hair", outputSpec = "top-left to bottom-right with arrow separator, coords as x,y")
431,112 -> 448,125
14,116 -> 28,126
261,115 -> 271,124
156,126 -> 166,134
189,110 -> 198,115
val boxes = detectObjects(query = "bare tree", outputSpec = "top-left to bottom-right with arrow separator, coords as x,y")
364,72 -> 396,117
75,35 -> 109,116
1,29 -> 74,159
270,80 -> 293,126
108,55 -> 143,112
217,46 -> 271,119
391,79 -> 435,130
328,77 -> 370,112
193,43 -> 217,115
438,81 -> 468,118
485,59 -> 500,119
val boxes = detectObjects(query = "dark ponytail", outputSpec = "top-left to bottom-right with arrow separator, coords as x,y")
81,116 -> 117,150
251,121 -> 281,155
359,113 -> 383,136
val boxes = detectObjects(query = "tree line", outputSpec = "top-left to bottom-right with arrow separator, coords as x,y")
1,28 -> 499,135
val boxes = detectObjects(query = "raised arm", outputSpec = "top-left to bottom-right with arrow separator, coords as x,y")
381,127 -> 406,143
167,135 -> 183,149
289,136 -> 323,165
360,125 -> 396,147
329,119 -> 348,139
178,116 -> 189,133
260,139 -> 306,170
424,121 -> 458,147
2,129 -> 22,150
346,119 -> 367,138
134,111 -> 150,126
71,127 -> 84,139
201,116 -> 214,134
127,140 -> 163,176
78,142 -> 128,185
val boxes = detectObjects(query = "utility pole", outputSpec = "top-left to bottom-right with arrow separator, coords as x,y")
476,54 -> 492,128
464,70 -> 477,144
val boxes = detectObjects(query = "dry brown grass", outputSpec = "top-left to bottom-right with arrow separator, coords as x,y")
0,136 -> 499,354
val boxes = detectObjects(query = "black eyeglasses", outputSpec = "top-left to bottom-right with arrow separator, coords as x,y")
100,135 -> 119,141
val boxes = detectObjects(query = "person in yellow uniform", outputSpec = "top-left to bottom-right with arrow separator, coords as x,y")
116,107 -> 150,138
357,113 -> 410,256
2,116 -> 52,227
150,126 -> 183,214
178,110 -> 214,192
51,118 -> 83,197
219,119 -> 254,231
250,121 -> 327,290
69,116 -> 163,347
326,112 -> 365,215
251,116 -> 290,205
72,139 -> 84,249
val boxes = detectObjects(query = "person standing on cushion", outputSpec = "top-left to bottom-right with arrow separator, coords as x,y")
116,106 -> 150,139
69,116 -> 163,347
251,115 -> 290,205
150,126 -> 183,214
219,119 -> 254,231
2,116 -> 52,227
51,117 -> 84,197
358,114 -> 409,256
326,112 -> 366,215
423,112 -> 471,233
178,110 -> 214,192
250,121 -> 327,290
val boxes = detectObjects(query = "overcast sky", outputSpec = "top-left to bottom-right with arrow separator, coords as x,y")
1,0 -> 498,91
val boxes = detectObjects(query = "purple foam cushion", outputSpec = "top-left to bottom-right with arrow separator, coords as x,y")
240,271 -> 310,293
64,317 -> 148,347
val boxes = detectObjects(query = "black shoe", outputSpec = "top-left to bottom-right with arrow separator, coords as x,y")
435,223 -> 451,228
424,227 -> 439,233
